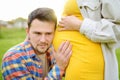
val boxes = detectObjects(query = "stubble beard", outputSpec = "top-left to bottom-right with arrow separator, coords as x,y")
35,43 -> 49,54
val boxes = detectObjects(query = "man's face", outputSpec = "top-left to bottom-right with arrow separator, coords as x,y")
27,19 -> 55,54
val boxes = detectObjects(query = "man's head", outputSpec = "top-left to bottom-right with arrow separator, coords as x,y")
26,8 -> 57,55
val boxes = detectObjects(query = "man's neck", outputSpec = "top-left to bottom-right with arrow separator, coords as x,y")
37,53 -> 48,78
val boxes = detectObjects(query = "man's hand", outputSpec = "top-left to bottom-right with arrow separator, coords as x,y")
52,41 -> 72,71
58,15 -> 82,31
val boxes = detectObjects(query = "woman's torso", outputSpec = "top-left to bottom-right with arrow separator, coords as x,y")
53,0 -> 104,80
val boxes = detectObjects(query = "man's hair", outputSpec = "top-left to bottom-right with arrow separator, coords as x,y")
27,7 -> 57,29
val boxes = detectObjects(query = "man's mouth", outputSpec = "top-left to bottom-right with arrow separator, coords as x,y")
38,44 -> 47,49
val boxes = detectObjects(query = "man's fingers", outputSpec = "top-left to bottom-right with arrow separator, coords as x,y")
64,44 -> 72,57
54,41 -> 72,70
66,50 -> 72,61
58,41 -> 70,54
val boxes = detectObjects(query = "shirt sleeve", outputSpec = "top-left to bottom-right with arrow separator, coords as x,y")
2,56 -> 35,80
44,64 -> 64,80
80,18 -> 120,44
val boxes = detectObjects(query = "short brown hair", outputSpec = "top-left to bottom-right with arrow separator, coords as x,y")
28,7 -> 57,29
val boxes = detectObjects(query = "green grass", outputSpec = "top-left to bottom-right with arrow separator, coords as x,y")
0,27 -> 120,80
0,27 -> 26,79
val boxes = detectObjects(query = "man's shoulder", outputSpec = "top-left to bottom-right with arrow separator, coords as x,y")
2,41 -> 29,61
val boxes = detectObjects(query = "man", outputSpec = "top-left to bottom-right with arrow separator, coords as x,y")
2,8 -> 72,80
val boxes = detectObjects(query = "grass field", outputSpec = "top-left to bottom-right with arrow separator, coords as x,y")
0,27 -> 26,79
0,27 -> 120,79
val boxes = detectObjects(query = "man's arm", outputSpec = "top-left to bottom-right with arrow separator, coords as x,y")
2,41 -> 72,80
2,56 -> 35,80
45,41 -> 72,80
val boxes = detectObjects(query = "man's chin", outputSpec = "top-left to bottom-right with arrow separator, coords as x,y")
36,46 -> 49,54
37,49 -> 47,54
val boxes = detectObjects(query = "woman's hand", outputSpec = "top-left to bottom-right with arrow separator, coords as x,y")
58,15 -> 82,31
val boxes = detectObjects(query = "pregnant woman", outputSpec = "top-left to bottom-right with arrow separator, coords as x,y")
53,0 -> 120,80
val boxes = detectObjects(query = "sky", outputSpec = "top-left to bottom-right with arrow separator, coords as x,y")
0,0 -> 66,21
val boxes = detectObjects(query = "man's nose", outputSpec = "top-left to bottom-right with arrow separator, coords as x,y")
39,35 -> 46,42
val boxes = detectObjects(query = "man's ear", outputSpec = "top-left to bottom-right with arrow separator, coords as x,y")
25,28 -> 30,40
26,27 -> 29,34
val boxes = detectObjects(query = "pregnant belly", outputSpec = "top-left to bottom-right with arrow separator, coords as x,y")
53,30 -> 104,80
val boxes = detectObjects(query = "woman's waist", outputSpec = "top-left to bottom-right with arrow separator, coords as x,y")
54,30 -> 101,46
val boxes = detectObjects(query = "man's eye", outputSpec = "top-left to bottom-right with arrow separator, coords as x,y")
36,33 -> 41,35
34,32 -> 41,35
46,33 -> 52,35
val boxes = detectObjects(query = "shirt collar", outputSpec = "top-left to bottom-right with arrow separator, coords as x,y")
23,40 -> 36,58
